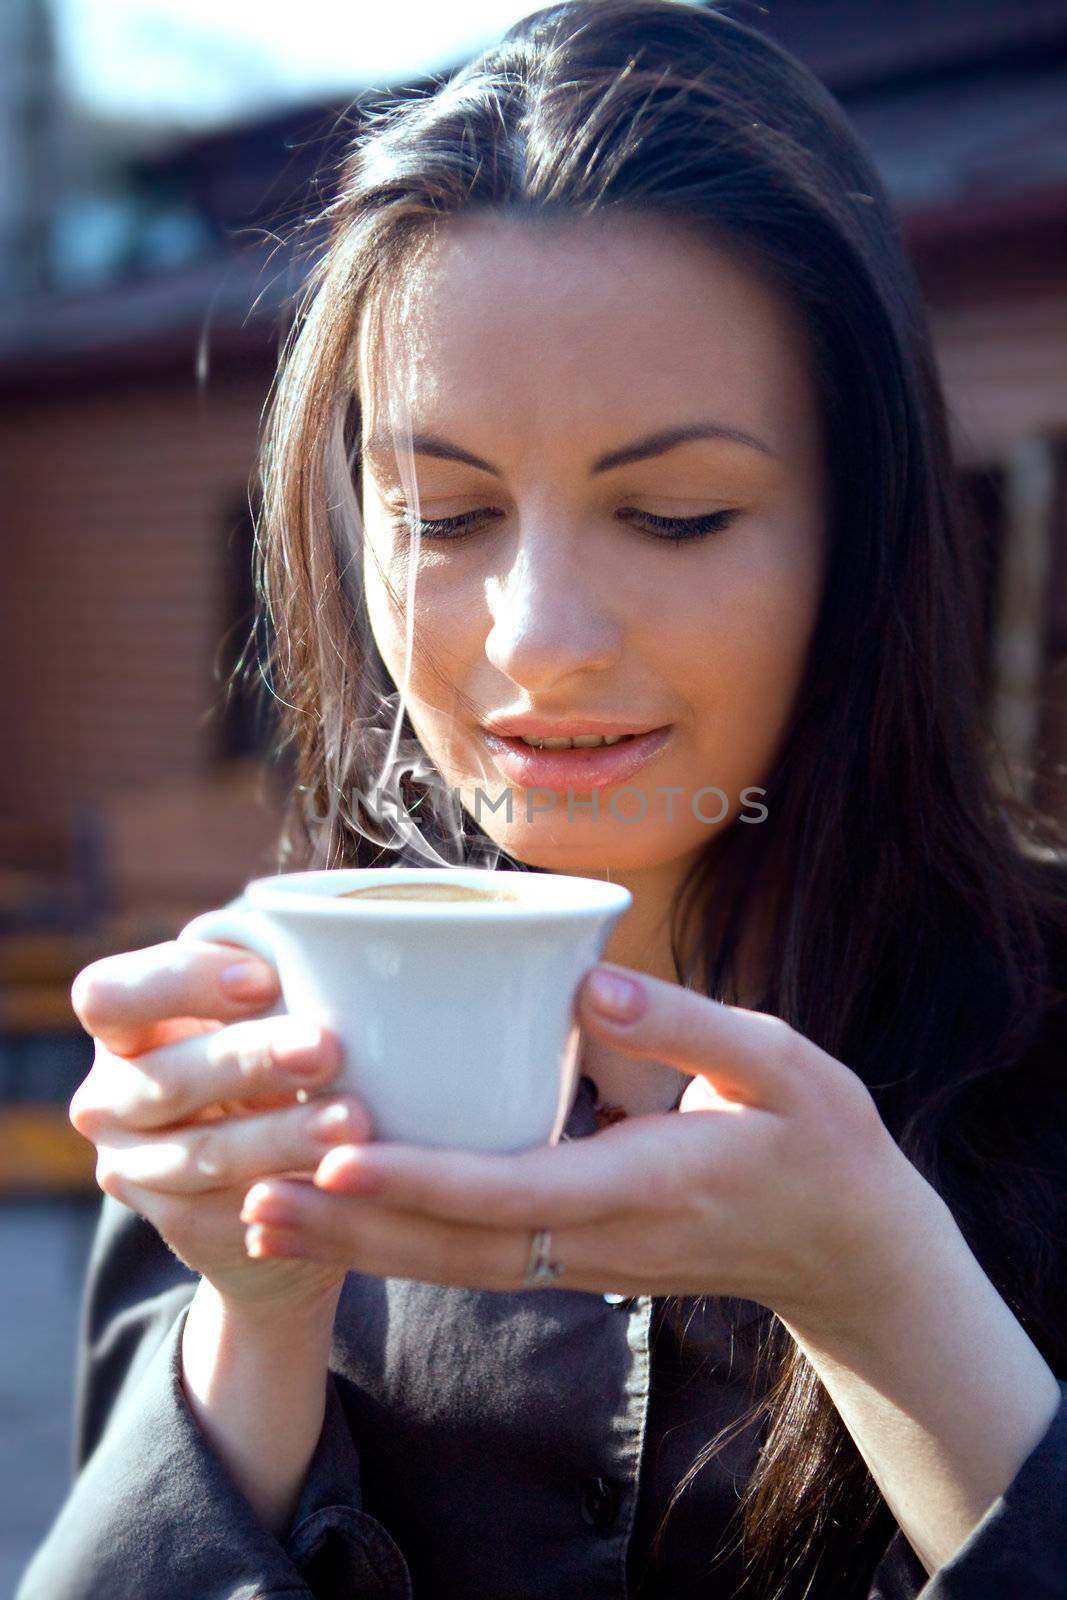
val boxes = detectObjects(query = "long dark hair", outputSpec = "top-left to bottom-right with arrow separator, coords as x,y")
247,2 -> 1067,1592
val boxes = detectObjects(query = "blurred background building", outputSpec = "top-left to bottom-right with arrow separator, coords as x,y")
2,0 -> 1067,1585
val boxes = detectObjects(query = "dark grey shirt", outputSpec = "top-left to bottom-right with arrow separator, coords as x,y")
16,1075 -> 1067,1599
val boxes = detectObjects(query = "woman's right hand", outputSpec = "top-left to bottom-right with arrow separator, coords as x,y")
68,938 -> 373,1313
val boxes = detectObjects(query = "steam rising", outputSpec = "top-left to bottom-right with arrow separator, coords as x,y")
308,259 -> 516,875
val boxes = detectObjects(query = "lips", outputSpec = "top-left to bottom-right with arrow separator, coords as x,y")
483,718 -> 662,740
480,725 -> 673,793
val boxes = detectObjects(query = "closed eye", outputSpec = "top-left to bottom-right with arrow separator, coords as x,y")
387,506 -> 741,544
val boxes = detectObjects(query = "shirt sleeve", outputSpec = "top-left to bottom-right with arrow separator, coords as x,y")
15,1195 -> 412,1600
867,1378 -> 1067,1599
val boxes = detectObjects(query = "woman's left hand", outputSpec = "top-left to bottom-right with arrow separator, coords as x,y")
238,963 -> 929,1338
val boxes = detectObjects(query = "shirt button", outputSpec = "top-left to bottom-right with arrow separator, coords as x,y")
580,1476 -> 621,1534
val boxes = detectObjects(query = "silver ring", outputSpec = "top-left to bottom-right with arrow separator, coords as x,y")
523,1228 -> 563,1287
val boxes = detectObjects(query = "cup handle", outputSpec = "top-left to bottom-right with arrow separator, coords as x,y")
176,897 -> 287,1019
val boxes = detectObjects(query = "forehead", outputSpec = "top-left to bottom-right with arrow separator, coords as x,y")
359,212 -> 817,460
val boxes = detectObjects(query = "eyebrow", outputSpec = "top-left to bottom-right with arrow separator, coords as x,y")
363,421 -> 775,476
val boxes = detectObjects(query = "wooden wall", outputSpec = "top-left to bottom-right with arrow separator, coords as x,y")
921,236 -> 1067,819
1,370 -> 266,819
932,292 -> 1067,464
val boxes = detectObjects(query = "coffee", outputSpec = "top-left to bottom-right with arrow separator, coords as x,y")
338,880 -> 518,904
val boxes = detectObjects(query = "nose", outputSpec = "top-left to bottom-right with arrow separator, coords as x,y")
483,522 -> 622,690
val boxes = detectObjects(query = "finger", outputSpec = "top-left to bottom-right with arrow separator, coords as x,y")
81,1017 -> 343,1131
93,1095 -> 372,1196
240,1180 -> 552,1293
575,964 -> 806,1109
305,1111 -> 712,1230
70,940 -> 282,1058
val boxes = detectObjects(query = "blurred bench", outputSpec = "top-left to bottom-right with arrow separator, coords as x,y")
0,1108 -> 96,1195
0,761 -> 286,1194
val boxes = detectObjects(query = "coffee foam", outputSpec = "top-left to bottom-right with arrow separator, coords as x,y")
338,880 -> 518,904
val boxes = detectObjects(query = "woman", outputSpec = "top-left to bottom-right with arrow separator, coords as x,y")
19,3 -> 1067,1597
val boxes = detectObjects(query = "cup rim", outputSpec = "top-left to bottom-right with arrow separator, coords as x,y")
243,867 -> 632,919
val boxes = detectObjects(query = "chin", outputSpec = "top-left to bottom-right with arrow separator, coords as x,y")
474,821 -> 712,876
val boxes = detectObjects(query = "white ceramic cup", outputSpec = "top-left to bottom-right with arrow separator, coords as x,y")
176,867 -> 632,1153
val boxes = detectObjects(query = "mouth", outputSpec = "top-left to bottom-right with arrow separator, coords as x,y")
503,732 -> 637,750
479,724 -> 674,794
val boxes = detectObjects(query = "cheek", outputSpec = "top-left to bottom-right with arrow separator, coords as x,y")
665,529 -> 823,722
361,556 -> 404,678
362,552 -> 483,718
753,531 -> 825,693
362,528 -> 427,655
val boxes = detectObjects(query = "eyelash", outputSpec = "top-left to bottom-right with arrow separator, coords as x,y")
388,507 -> 740,544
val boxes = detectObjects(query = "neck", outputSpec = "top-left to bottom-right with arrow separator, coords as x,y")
597,859 -> 694,986
577,854 -> 699,1116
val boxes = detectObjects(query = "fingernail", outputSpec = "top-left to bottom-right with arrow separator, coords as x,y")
309,1101 -> 355,1142
240,1182 -> 274,1222
241,1184 -> 297,1224
273,1019 -> 324,1068
315,1145 -> 375,1190
586,968 -> 646,1022
245,1224 -> 312,1260
245,1224 -> 271,1257
220,960 -> 278,1000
